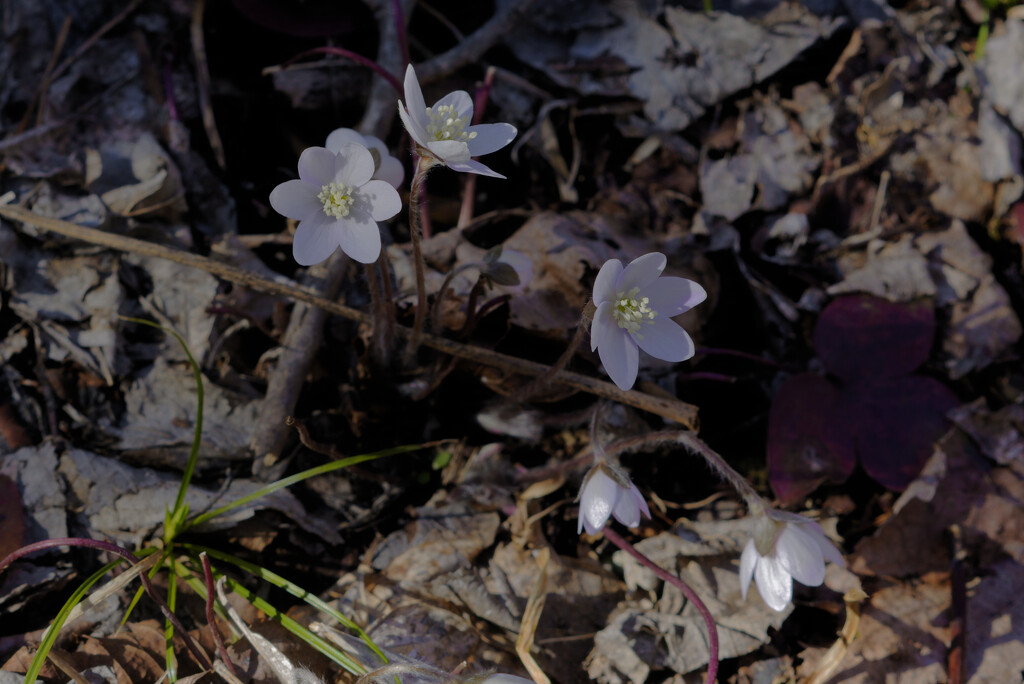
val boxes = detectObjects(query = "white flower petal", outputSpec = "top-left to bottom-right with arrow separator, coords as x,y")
334,143 -> 375,187
580,470 -> 619,533
359,180 -> 402,222
269,180 -> 320,220
642,276 -> 708,317
426,140 -> 471,163
293,214 -> 342,266
466,123 -> 518,156
593,259 -> 623,306
618,252 -> 666,293
376,156 -> 405,188
814,530 -> 846,567
629,482 -> 651,519
754,556 -> 792,612
297,147 -> 337,185
739,541 -> 758,599
324,127 -> 364,154
432,89 -> 474,120
598,325 -> 639,391
612,486 -> 641,528
403,64 -> 429,131
334,211 -> 381,264
480,676 -> 536,684
445,159 -> 506,178
634,319 -> 695,363
398,101 -> 429,148
591,301 -> 615,352
775,524 -> 827,587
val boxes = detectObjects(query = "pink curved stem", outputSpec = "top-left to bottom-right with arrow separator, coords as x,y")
282,47 -> 402,93
602,527 -> 719,684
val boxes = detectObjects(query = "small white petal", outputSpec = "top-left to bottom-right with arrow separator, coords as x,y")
739,541 -> 758,599
618,253 -> 667,293
334,143 -> 375,187
376,156 -> 405,188
334,211 -> 381,264
631,483 -> 651,520
426,140 -> 471,163
359,180 -> 402,221
297,147 -> 337,185
432,89 -> 474,120
593,259 -> 624,306
580,470 -> 619,533
633,319 -> 695,363
466,123 -> 518,156
403,64 -> 429,131
480,676 -> 536,684
269,180 -> 320,220
775,524 -> 827,587
612,487 -> 641,528
445,159 -> 506,178
398,101 -> 429,148
642,277 -> 707,317
324,127 -> 364,154
293,214 -> 342,266
598,325 -> 639,391
591,301 -> 615,353
814,529 -> 846,567
754,556 -> 792,612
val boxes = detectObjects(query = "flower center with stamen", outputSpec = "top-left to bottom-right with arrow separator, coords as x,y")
318,182 -> 355,218
425,104 -> 478,142
612,287 -> 657,338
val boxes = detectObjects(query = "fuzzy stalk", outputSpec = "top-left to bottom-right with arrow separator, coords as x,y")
404,155 -> 436,361
602,526 -> 719,684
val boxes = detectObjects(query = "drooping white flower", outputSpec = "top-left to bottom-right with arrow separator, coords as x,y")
269,143 -> 402,265
739,509 -> 845,612
325,128 -> 404,189
577,463 -> 650,535
590,253 -> 707,391
397,64 -> 517,178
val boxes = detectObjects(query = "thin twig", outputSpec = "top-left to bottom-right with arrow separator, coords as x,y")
390,0 -> 410,68
0,204 -> 699,428
191,0 -> 226,169
50,0 -> 145,82
508,319 -> 587,403
601,527 -> 718,684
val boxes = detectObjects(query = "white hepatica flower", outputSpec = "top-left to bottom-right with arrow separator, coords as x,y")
397,64 -> 517,178
591,253 -> 707,391
739,509 -> 846,612
325,127 -> 404,189
577,463 -> 651,535
270,143 -> 401,265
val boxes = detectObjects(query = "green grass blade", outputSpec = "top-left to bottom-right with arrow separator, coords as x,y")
120,316 -> 204,541
172,559 -> 367,675
183,444 -> 426,531
164,562 -> 179,682
181,544 -> 388,665
24,559 -> 124,684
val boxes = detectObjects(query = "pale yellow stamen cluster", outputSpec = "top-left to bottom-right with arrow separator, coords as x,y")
318,182 -> 354,218
426,104 -> 478,142
612,287 -> 657,338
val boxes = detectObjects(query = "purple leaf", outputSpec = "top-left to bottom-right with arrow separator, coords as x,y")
851,376 -> 960,491
814,295 -> 935,383
767,373 -> 857,504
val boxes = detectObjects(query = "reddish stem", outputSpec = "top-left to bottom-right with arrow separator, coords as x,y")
458,67 -> 497,228
391,0 -> 410,68
601,527 -> 719,684
200,553 -> 239,679
695,346 -> 782,368
281,47 -> 402,93
0,538 -> 212,670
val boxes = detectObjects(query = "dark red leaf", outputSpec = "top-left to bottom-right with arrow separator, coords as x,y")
767,373 -> 857,504
851,375 -> 960,491
814,295 -> 935,383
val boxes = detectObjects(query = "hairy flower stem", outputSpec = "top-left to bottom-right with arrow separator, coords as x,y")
0,538 -> 212,670
404,156 -> 436,361
602,526 -> 719,684
604,430 -> 767,516
509,318 -> 588,404
364,263 -> 393,365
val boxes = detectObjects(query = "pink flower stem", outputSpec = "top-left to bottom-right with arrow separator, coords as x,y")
391,0 -> 410,68
695,347 -> 782,368
404,156 -> 435,361
200,552 -> 239,679
365,262 -> 393,364
281,47 -> 402,94
0,538 -> 212,670
601,527 -> 719,684
457,66 -> 497,228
